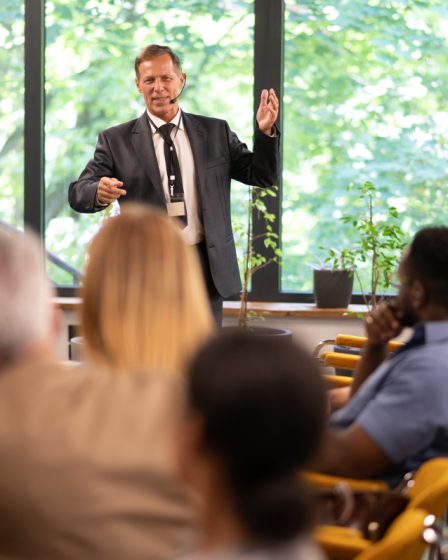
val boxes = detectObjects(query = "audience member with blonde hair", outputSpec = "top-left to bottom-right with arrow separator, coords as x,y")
81,202 -> 214,373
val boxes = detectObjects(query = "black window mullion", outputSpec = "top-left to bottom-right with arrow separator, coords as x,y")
24,0 -> 45,236
250,0 -> 284,301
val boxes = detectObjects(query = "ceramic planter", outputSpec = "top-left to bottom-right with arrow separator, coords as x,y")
313,269 -> 354,309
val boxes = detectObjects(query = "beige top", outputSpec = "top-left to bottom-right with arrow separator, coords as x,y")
0,359 -> 196,559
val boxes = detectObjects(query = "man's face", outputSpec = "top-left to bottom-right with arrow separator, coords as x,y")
394,254 -> 420,327
135,54 -> 185,121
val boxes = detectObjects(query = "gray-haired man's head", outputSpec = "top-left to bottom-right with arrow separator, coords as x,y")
0,228 -> 55,367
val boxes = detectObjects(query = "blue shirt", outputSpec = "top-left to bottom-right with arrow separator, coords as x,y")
330,321 -> 448,486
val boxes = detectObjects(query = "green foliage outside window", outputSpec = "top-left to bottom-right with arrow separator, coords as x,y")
0,0 -> 24,229
282,0 -> 448,294
2,1 -> 448,296
44,0 -> 254,285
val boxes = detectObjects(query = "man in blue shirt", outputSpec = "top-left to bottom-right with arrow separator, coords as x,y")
312,226 -> 448,486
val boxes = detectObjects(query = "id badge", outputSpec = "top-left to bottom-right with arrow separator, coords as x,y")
167,201 -> 186,217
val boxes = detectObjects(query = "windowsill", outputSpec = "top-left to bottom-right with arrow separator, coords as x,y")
222,301 -> 367,318
53,297 -> 367,319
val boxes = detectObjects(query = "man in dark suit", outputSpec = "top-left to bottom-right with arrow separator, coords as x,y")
68,44 -> 280,324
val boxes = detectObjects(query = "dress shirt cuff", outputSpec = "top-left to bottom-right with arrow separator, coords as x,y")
95,191 -> 109,208
257,123 -> 280,138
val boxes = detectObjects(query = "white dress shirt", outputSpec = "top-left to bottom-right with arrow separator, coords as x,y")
147,109 -> 204,245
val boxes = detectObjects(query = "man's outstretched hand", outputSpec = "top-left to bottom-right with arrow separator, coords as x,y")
96,177 -> 127,205
256,88 -> 279,136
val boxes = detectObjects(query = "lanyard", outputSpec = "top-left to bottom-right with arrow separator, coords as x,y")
147,110 -> 182,144
147,111 -> 183,198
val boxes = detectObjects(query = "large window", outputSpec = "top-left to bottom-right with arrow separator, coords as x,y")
282,0 -> 448,293
6,1 -> 448,299
44,0 -> 254,285
0,1 -> 24,230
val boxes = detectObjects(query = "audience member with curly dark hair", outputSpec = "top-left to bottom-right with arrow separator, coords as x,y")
313,226 -> 448,488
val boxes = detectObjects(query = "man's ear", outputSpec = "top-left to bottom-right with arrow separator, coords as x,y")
411,279 -> 426,308
135,77 -> 141,93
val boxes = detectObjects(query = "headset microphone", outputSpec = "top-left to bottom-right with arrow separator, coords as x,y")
169,74 -> 187,104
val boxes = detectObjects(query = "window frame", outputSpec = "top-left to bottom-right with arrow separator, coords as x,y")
24,0 -> 368,302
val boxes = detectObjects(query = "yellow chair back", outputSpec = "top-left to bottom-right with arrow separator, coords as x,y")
355,508 -> 428,560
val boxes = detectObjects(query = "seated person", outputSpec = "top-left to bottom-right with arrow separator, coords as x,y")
0,226 -> 59,372
81,202 -> 214,374
312,226 -> 448,487
177,332 -> 327,559
0,223 -> 205,559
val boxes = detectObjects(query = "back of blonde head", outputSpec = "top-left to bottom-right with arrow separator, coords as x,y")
81,204 -> 214,373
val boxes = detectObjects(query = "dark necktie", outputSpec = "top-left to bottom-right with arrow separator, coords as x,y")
159,123 -> 187,226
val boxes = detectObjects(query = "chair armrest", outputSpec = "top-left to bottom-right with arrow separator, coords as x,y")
335,335 -> 403,353
302,471 -> 389,492
314,525 -> 369,560
323,352 -> 360,370
323,374 -> 353,388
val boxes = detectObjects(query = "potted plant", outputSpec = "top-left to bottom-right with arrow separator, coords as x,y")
317,181 -> 407,373
317,181 -> 406,310
232,185 -> 290,338
343,180 -> 406,309
314,248 -> 356,309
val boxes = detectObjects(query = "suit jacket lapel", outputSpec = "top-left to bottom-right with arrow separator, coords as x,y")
131,112 -> 165,204
182,112 -> 207,201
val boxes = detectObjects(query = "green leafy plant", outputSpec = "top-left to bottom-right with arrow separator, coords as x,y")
318,247 -> 357,273
320,181 -> 407,309
234,185 -> 282,328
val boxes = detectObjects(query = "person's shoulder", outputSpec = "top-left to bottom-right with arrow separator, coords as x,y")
0,358 -> 82,388
101,114 -> 144,136
183,112 -> 228,128
73,365 -> 185,417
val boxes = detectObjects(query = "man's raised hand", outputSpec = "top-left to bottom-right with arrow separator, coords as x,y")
256,88 -> 279,136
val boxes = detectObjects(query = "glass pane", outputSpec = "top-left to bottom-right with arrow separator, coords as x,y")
0,1 -> 24,231
45,0 -> 254,287
282,1 -> 448,294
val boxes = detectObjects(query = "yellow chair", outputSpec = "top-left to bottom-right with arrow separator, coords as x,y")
309,459 -> 448,559
305,458 -> 448,513
303,471 -> 388,492
407,458 -> 448,518
323,374 -> 354,389
355,508 -> 431,560
314,334 -> 404,373
315,508 -> 430,560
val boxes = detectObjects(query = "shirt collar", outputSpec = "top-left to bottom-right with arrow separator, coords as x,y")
146,108 -> 183,134
422,321 -> 448,344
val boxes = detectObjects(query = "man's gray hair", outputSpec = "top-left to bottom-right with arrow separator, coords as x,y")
0,227 -> 53,357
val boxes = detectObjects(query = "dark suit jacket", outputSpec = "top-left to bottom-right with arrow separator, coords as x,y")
68,111 -> 280,297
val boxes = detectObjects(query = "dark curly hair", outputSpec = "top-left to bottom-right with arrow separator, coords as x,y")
407,226 -> 448,309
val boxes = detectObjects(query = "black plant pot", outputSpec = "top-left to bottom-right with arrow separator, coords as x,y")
313,269 -> 354,309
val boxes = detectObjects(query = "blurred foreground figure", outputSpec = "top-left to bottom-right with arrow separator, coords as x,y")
177,332 -> 327,559
0,226 -> 199,559
0,227 -> 58,371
